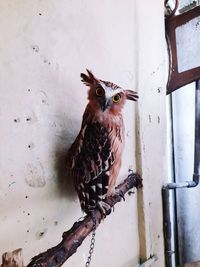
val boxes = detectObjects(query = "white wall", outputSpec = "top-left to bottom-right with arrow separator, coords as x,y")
135,2 -> 167,266
0,1 -> 167,267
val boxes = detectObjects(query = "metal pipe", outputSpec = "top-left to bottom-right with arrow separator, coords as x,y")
162,189 -> 174,267
162,80 -> 200,267
194,80 -> 200,177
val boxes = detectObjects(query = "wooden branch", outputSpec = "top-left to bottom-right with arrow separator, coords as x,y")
27,173 -> 142,267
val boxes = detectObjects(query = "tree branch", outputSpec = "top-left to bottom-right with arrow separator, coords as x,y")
27,173 -> 142,267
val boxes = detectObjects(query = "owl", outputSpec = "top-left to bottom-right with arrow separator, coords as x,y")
67,70 -> 138,215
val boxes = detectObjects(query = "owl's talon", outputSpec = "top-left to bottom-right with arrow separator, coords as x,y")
128,190 -> 135,196
114,188 -> 125,201
128,169 -> 134,174
119,190 -> 125,201
97,201 -> 112,217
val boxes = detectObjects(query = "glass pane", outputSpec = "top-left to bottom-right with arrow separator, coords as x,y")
179,0 -> 199,11
176,16 -> 200,73
167,0 -> 199,14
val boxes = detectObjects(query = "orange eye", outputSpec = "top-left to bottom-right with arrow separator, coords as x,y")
112,94 -> 121,103
95,87 -> 105,97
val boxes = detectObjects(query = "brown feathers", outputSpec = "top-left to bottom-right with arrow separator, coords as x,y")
125,89 -> 139,101
80,69 -> 98,86
68,70 -> 138,214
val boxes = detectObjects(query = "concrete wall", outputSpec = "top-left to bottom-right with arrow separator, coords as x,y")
0,1 -> 167,267
135,2 -> 167,266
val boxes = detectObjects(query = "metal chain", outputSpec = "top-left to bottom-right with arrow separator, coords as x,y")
85,212 -> 96,267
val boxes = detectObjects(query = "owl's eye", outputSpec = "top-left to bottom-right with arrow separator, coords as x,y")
112,94 -> 121,103
95,87 -> 105,97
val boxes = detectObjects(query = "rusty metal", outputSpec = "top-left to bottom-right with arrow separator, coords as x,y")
166,5 -> 200,94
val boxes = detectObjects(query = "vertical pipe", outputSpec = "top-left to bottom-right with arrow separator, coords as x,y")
194,80 -> 200,180
170,93 -> 179,266
162,189 -> 173,267
163,80 -> 200,266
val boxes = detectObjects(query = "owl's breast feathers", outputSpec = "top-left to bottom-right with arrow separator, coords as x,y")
67,106 -> 124,213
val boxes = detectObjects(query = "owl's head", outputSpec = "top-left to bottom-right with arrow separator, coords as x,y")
81,69 -> 138,115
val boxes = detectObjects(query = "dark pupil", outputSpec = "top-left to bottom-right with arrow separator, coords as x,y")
96,88 -> 103,96
114,95 -> 120,101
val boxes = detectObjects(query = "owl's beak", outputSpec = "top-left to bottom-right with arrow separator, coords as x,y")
101,99 -> 111,112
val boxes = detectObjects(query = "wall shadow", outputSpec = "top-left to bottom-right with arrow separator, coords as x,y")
53,129 -> 77,201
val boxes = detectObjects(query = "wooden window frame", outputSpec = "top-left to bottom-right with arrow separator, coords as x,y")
166,5 -> 200,94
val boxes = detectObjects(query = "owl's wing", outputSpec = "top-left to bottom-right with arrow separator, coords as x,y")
67,117 -> 116,212
69,119 -> 115,185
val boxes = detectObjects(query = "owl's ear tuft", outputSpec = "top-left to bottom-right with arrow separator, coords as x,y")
125,90 -> 139,101
80,69 -> 97,86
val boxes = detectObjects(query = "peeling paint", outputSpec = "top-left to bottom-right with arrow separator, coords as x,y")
39,90 -> 49,105
24,162 -> 46,188
8,181 -> 16,187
